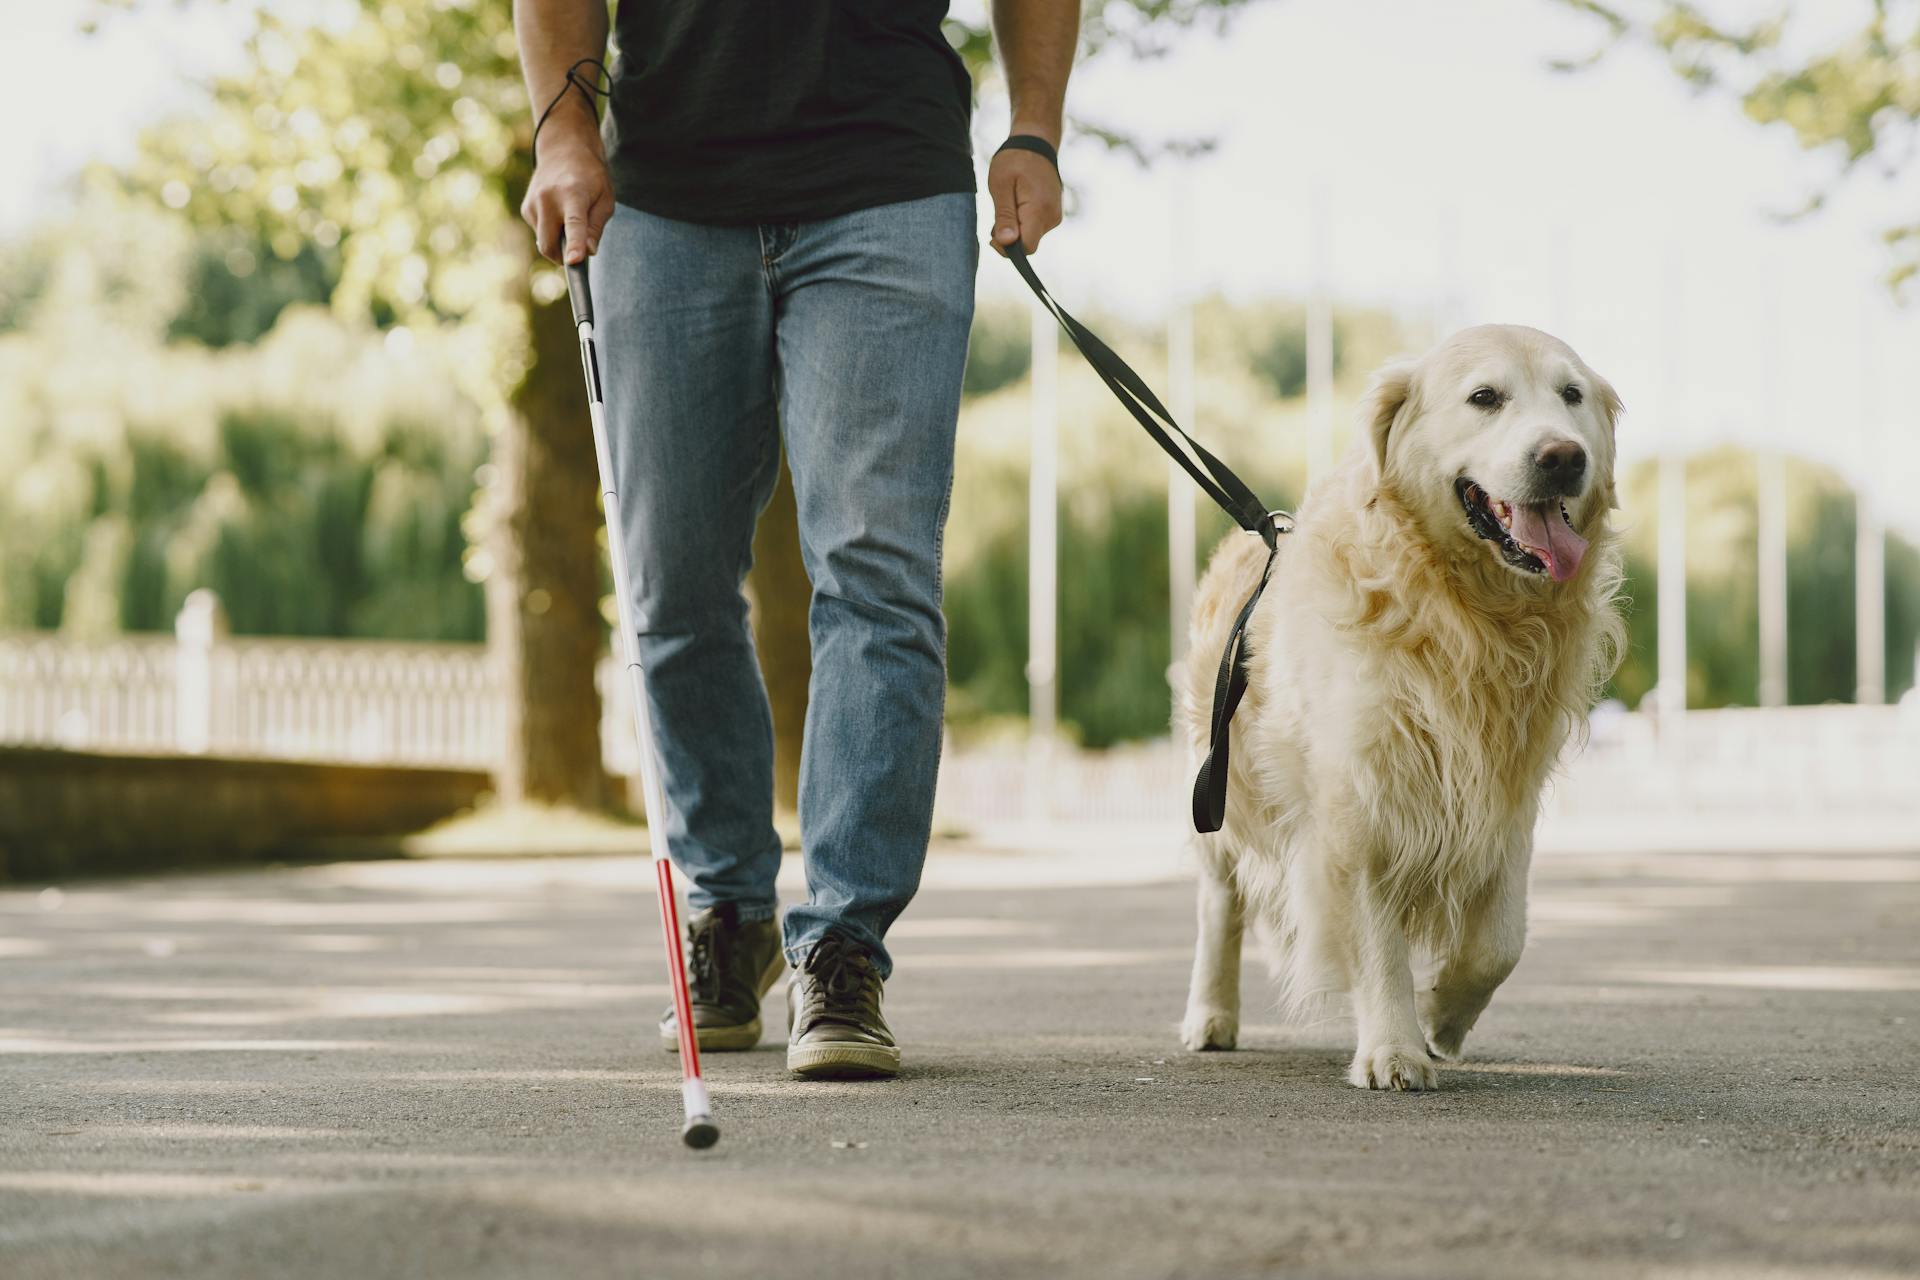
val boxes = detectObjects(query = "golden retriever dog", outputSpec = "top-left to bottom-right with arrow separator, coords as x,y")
1174,324 -> 1626,1090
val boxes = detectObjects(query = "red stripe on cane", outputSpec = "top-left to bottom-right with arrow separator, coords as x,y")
656,858 -> 703,1079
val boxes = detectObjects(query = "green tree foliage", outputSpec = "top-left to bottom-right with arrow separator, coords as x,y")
0,199 -> 486,643
1229,304 -> 1346,400
947,489 -> 1187,747
1555,0 -> 1920,289
168,234 -> 340,348
0,247 -> 51,334
962,301 -> 1034,399
1609,447 -> 1920,709
944,296 -> 1363,745
6,406 -> 483,643
111,0 -> 530,346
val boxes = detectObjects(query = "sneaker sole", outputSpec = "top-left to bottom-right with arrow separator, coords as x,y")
661,949 -> 788,1054
787,1041 -> 901,1080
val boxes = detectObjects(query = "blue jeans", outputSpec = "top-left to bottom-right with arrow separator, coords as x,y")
590,194 -> 978,978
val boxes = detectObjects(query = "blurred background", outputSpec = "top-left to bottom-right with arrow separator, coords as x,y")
3,0 -> 1917,880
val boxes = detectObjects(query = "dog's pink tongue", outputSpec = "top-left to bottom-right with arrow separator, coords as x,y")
1509,503 -> 1588,582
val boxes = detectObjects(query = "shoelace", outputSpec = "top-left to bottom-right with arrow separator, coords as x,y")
802,934 -> 877,1022
687,914 -> 726,1003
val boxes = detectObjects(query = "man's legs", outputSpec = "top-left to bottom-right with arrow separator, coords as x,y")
590,204 -> 785,922
769,194 -> 979,977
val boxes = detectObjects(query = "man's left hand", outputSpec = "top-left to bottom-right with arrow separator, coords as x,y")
988,140 -> 1063,256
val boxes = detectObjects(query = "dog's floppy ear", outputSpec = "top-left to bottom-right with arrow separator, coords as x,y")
1590,368 -> 1624,510
1592,370 -> 1624,442
1358,358 -> 1417,477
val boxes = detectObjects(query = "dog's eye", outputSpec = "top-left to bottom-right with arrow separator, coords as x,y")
1561,385 -> 1584,406
1467,387 -> 1501,409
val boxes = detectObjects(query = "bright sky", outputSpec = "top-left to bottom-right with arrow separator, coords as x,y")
4,0 -> 1917,533
0,5 -> 252,220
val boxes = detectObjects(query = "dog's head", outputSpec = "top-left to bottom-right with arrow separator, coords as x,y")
1359,324 -> 1620,585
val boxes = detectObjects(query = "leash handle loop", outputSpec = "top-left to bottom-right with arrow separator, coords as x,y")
995,134 -> 1060,174
1189,547 -> 1275,833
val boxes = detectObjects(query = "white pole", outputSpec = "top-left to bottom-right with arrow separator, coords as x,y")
1656,254 -> 1687,723
1306,188 -> 1334,488
1167,194 -> 1197,669
1657,453 -> 1687,719
1857,489 -> 1885,706
174,589 -> 227,755
1757,451 -> 1788,707
1856,304 -> 1885,705
1027,298 -> 1059,821
1757,290 -> 1787,707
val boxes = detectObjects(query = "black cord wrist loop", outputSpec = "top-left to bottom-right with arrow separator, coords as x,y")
532,57 -> 613,161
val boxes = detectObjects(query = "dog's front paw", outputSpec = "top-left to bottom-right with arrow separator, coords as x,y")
1180,1008 -> 1238,1051
1347,1043 -> 1440,1092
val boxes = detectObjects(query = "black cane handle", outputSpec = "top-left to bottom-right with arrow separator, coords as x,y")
566,259 -> 593,328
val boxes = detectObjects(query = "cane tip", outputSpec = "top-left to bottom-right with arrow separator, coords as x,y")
682,1116 -> 719,1150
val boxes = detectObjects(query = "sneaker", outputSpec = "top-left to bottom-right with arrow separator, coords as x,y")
786,931 -> 900,1079
659,903 -> 784,1053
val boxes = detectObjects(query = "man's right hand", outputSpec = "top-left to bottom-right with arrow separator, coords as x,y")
521,126 -> 614,265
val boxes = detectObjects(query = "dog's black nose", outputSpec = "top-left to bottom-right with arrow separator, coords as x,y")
1534,440 -> 1587,481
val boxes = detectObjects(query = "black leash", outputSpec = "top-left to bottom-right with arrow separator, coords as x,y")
1003,243 -> 1288,834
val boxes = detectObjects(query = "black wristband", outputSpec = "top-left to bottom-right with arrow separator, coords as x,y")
996,134 -> 1059,174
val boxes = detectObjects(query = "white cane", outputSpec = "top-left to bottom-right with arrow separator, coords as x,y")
564,250 -> 718,1150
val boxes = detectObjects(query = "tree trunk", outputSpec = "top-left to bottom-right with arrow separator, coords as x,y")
485,272 -> 608,809
749,452 -> 812,817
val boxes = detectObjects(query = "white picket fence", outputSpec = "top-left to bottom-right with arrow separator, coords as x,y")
0,626 -> 500,768
4,599 -> 1917,828
0,616 -> 730,789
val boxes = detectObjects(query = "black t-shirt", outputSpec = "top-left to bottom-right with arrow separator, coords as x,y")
604,1 -> 976,225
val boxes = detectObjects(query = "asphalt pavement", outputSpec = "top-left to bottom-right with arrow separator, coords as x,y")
2,834 -> 1916,1279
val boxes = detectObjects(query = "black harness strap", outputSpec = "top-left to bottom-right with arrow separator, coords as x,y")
1003,245 -> 1287,834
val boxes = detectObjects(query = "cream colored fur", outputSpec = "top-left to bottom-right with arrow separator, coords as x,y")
1175,324 -> 1627,1090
